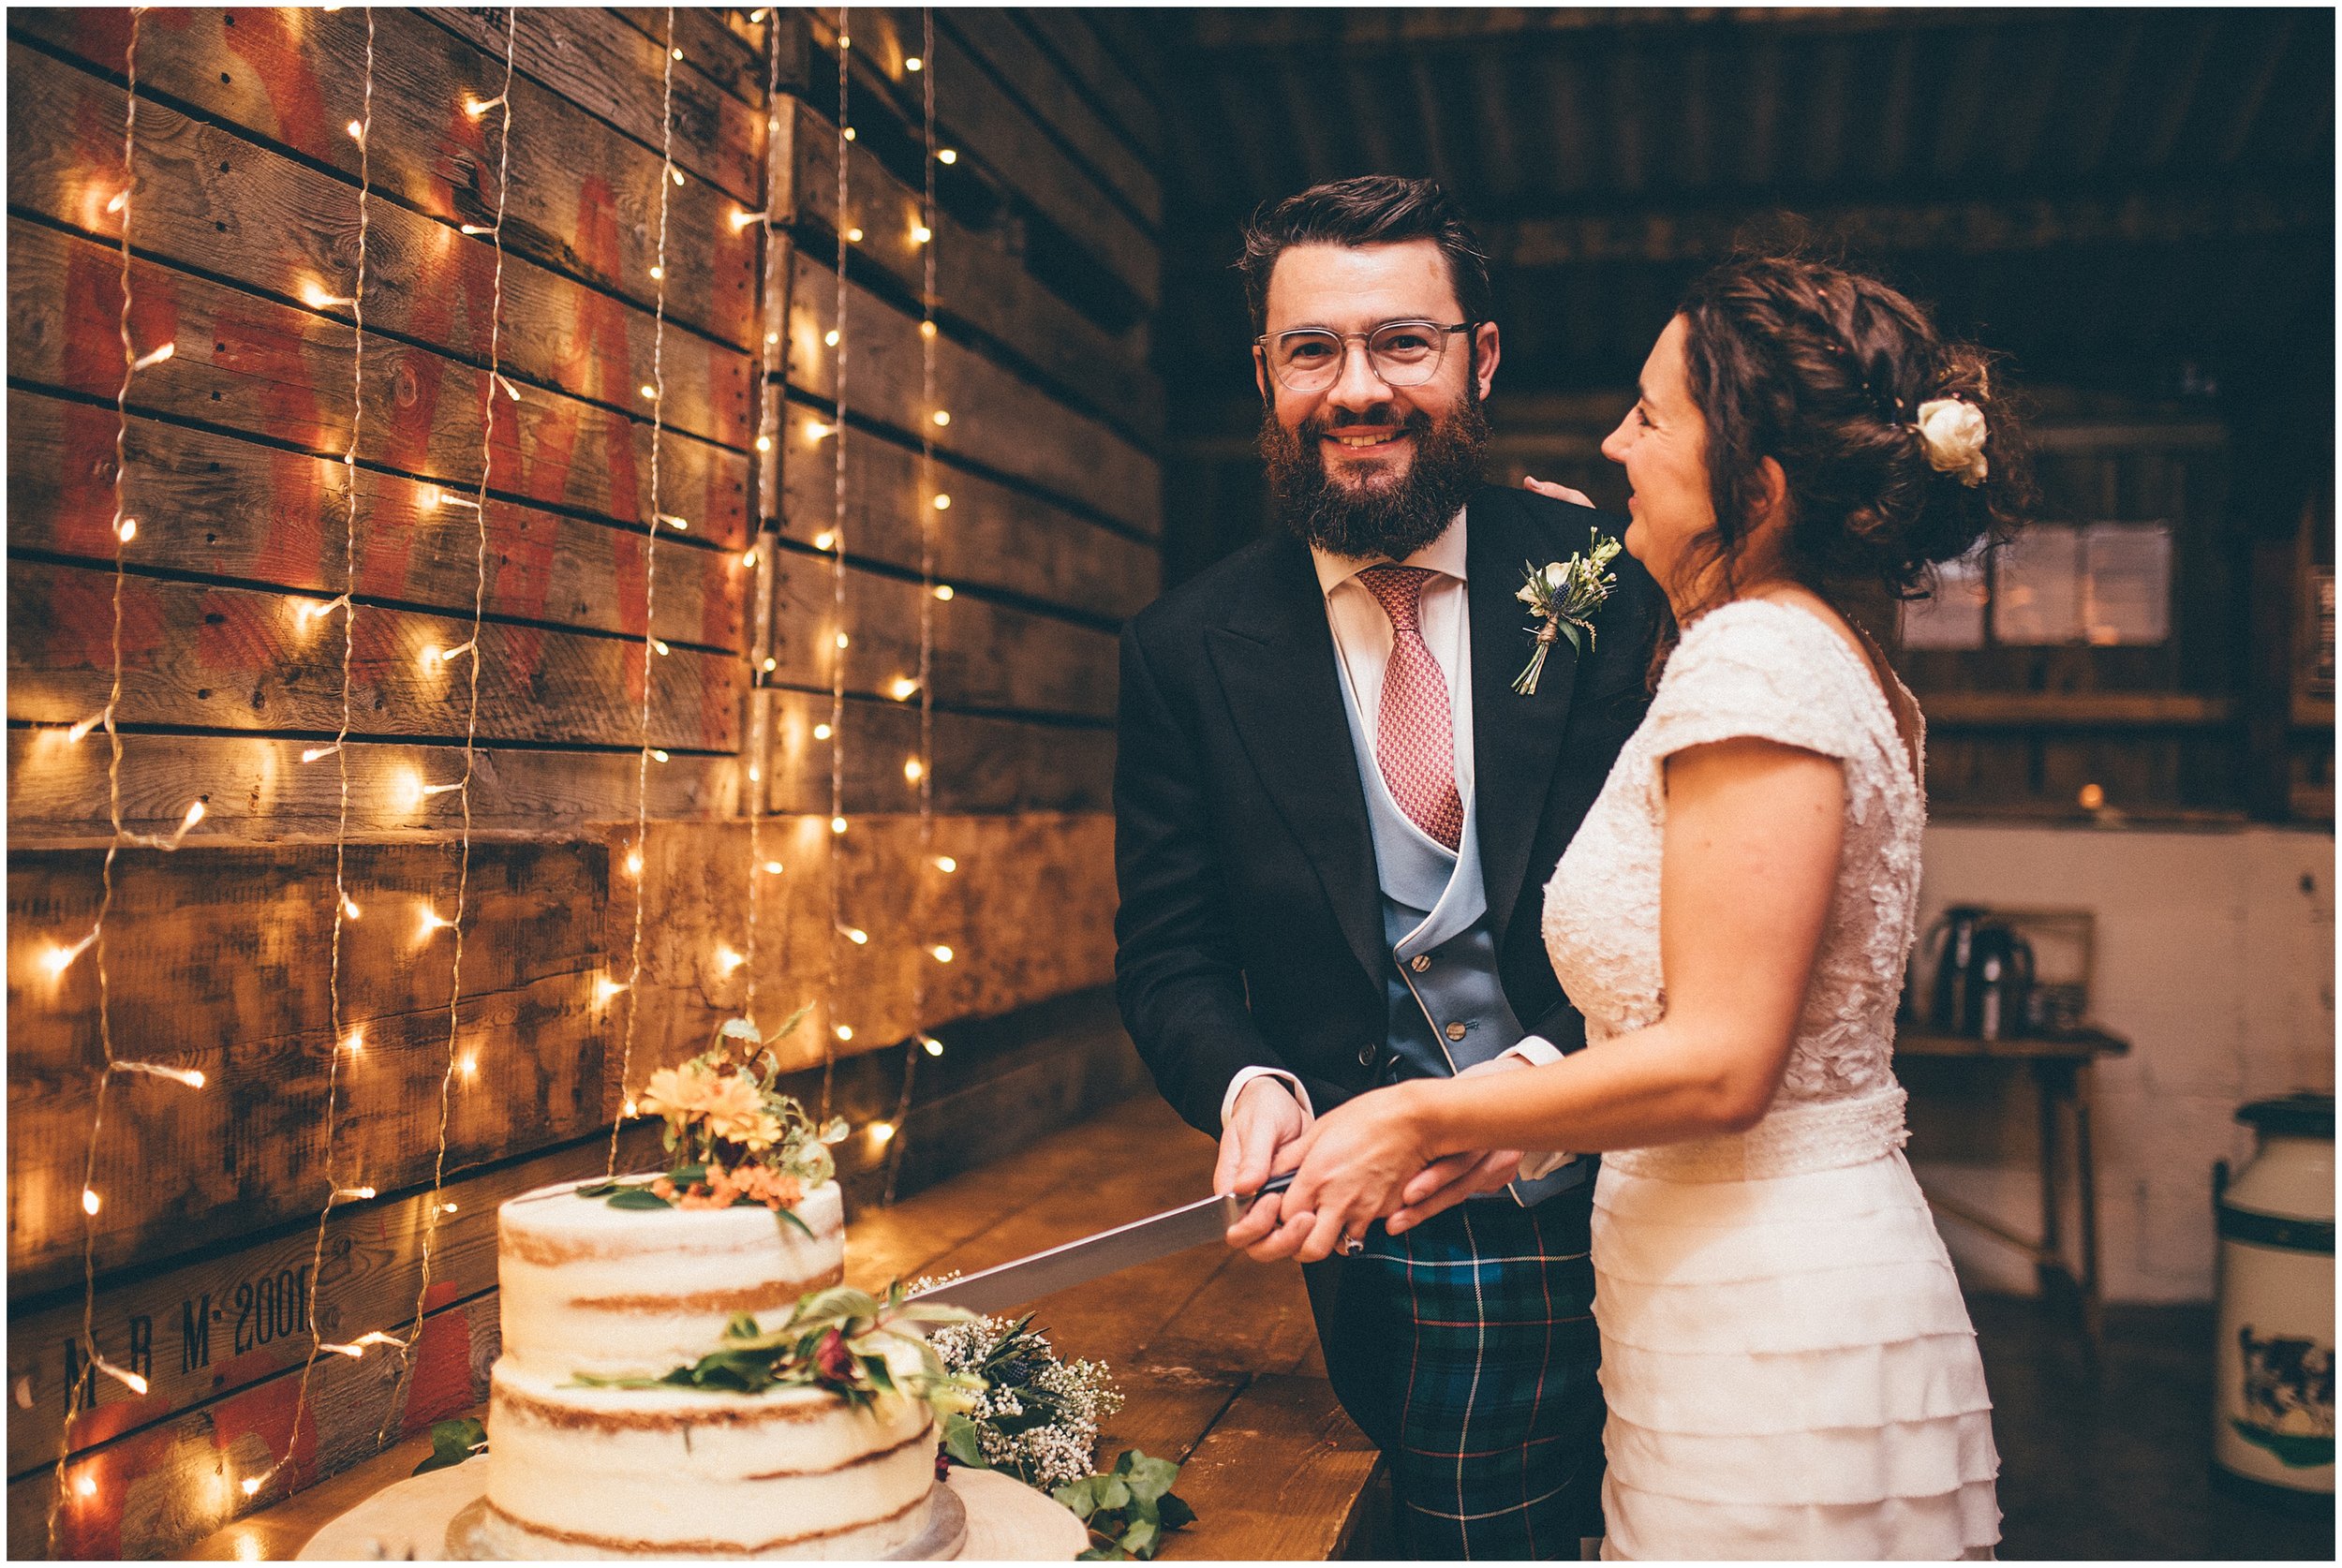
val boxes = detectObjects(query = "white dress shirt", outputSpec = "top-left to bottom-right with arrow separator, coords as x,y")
1221,510 -> 1568,1169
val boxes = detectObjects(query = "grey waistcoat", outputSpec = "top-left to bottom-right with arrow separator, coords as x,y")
1331,647 -> 1587,1206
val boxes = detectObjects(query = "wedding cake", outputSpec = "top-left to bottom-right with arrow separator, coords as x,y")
472,1020 -> 965,1560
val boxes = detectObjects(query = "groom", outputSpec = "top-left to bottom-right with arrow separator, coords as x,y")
1112,177 -> 1664,1558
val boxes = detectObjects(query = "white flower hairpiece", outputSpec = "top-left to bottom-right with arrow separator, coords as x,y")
1914,397 -> 1989,487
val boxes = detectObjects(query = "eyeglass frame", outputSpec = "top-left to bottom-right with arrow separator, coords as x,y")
1252,319 -> 1480,392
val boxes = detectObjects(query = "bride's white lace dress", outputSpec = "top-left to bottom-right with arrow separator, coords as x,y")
1543,599 -> 2000,1560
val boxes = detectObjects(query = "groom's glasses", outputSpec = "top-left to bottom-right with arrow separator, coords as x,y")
1255,320 -> 1475,393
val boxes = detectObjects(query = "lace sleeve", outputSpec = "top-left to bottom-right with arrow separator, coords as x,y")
1639,600 -> 1864,768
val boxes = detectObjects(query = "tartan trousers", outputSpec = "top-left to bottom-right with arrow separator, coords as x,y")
1303,1185 -> 1606,1561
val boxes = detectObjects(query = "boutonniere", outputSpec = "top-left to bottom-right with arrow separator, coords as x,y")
1511,528 -> 1623,696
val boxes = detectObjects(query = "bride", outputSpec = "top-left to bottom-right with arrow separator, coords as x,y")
1259,255 -> 2026,1560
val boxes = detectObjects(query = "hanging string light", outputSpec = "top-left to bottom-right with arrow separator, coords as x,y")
383,2 -> 519,1449
50,16 -> 211,1548
273,0 -> 383,1500
821,6 -> 853,1123
609,7 -> 681,1176
884,7 -> 941,1205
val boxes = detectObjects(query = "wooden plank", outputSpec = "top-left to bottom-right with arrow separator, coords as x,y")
1924,692 -> 2236,727
6,44 -> 755,451
6,730 -> 743,842
776,399 -> 1159,623
7,558 -> 744,753
421,7 -> 764,205
802,8 -> 1159,312
7,394 -> 746,652
787,96 -> 1163,439
181,1402 -> 481,1561
938,8 -> 1162,227
7,217 -> 753,550
10,6 -> 761,348
786,250 -> 1159,536
612,6 -> 770,112
1012,10 -> 1166,163
7,839 -> 620,1290
766,550 -> 1119,722
7,1126 -> 660,1481
612,811 -> 1118,1087
1164,1375 -> 1382,1561
763,688 -> 1115,816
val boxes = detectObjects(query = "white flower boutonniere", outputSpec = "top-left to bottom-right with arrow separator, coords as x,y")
1512,528 -> 1623,696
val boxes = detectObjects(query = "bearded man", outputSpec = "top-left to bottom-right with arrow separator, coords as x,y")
1111,176 -> 1664,1558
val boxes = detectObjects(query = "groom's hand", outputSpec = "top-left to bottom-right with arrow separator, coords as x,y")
1217,1077 -> 1308,1250
1385,1055 -> 1530,1235
1521,474 -> 1595,509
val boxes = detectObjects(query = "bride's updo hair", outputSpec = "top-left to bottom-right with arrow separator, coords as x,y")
1674,255 -> 2032,613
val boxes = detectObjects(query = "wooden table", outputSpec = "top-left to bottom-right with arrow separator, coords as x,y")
1895,1024 -> 2132,1361
187,1095 -> 1384,1561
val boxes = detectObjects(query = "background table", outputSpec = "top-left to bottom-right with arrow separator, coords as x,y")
188,1095 -> 1386,1561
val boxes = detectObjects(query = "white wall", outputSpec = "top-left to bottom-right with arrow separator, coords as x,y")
1908,821 -> 2335,1303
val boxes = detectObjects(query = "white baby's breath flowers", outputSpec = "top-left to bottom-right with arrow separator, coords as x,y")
930,1314 -> 1125,1492
1914,397 -> 1990,487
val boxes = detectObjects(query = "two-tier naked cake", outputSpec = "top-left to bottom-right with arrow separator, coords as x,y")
478,1176 -> 949,1559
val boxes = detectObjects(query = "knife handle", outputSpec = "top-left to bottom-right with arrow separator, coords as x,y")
1258,1172 -> 1296,1196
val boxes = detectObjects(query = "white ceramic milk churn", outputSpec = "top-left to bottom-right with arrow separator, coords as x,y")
2212,1092 -> 2335,1504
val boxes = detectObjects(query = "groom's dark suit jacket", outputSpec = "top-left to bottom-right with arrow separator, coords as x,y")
1114,483 -> 1666,1136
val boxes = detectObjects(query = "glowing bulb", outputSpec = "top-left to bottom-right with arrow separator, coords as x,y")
932,495 -> 952,511
242,1476 -> 262,1497
912,225 -> 932,244
301,282 -> 353,309
300,745 -> 339,762
832,816 -> 849,836
671,166 -> 686,186
906,55 -> 923,71
347,119 -> 364,140
868,1120 -> 896,1144
730,208 -> 767,232
116,1060 -> 206,1088
933,855 -> 957,873
343,1031 -> 364,1055
418,643 -> 442,667
841,926 -> 868,945
938,148 -> 957,166
651,638 -> 671,656
67,713 -> 105,744
671,46 -> 683,60
74,1474 -> 96,1499
648,264 -> 663,280
460,223 -> 493,236
842,128 -> 856,143
755,435 -> 772,452
890,677 -> 919,701
458,1052 -> 479,1081
763,657 -> 778,673
904,757 -> 925,781
929,944 -> 954,963
43,931 -> 97,976
715,945 -> 746,975
920,320 -> 939,339
767,331 -> 781,346
814,529 -> 837,551
921,1035 -> 944,1057
805,421 -> 834,440
441,1203 -> 459,1215
463,94 -> 503,119
342,896 -> 363,921
660,514 -> 691,532
835,631 -> 851,650
813,723 -> 833,740
418,907 -> 451,937
132,341 -> 175,370
595,976 -> 627,1004
82,1188 -> 101,1216
650,747 -> 671,762
741,547 -> 760,567
933,584 -> 955,601
835,1024 -> 855,1042
2079,782 -> 2105,810
844,227 -> 863,243
763,861 -> 784,875
106,190 -> 127,215
116,517 -> 138,543
838,33 -> 851,49
623,1099 -> 639,1117
931,408 -> 950,425
640,383 -> 658,400
823,330 -> 840,348
624,848 -> 645,878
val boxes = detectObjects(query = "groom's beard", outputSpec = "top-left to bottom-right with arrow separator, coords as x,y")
1260,394 -> 1490,562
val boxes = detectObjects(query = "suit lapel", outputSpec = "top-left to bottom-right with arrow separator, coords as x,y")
1468,486 -> 1581,952
1204,537 -> 1385,987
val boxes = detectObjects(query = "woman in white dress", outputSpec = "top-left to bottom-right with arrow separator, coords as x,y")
1266,256 -> 2030,1560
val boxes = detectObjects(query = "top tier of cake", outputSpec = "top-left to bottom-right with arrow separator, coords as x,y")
497,1175 -> 846,1380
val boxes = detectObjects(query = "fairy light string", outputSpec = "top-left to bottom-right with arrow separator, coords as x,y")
883,7 -> 941,1204
822,6 -> 852,1122
274,0 -> 378,1498
609,7 -> 681,1176
382,3 -> 517,1447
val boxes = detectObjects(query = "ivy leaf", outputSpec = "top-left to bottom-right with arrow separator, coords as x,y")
412,1416 -> 487,1475
571,1182 -> 625,1198
1558,620 -> 1585,657
1154,1492 -> 1197,1531
1118,1451 -> 1179,1501
942,1413 -> 989,1468
672,1162 -> 708,1186
1119,1518 -> 1160,1558
720,1018 -> 761,1042
604,1187 -> 674,1209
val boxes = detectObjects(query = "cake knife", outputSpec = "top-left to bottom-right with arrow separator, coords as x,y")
906,1174 -> 1296,1315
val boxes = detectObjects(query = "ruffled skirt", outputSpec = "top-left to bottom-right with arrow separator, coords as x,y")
1591,1100 -> 2000,1560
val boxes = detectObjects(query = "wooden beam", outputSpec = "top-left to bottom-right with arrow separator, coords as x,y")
762,689 -> 1114,818
940,8 -> 1162,229
1921,693 -> 2236,729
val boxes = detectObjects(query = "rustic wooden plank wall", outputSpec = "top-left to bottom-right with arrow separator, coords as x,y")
7,7 -> 1162,1556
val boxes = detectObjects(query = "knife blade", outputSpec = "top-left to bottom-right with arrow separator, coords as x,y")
907,1174 -> 1295,1316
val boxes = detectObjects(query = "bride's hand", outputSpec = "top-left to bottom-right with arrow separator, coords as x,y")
1522,474 -> 1594,509
1247,1085 -> 1433,1265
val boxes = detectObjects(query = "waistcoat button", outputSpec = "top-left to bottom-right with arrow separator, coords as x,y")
1445,1020 -> 1469,1043
1409,954 -> 1431,973
1357,1043 -> 1377,1067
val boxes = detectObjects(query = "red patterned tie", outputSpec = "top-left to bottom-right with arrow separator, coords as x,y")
1356,566 -> 1464,851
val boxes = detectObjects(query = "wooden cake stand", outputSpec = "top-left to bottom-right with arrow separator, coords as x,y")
292,1459 -> 1088,1561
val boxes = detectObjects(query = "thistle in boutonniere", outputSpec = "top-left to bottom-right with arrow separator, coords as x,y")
1512,528 -> 1623,696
